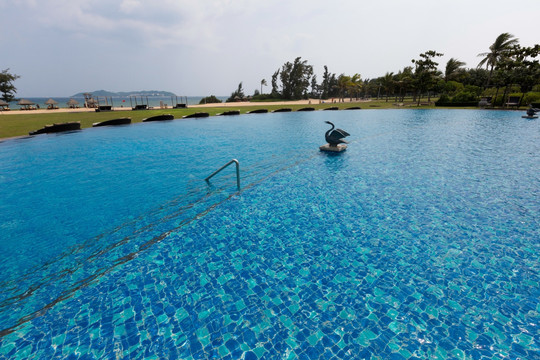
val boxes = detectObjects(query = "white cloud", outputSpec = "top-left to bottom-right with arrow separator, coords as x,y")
119,0 -> 143,14
6,0 -> 336,53
4,0 -> 540,96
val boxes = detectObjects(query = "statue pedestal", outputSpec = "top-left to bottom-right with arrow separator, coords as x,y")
319,143 -> 347,152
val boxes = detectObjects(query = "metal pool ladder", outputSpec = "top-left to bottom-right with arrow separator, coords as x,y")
205,159 -> 240,190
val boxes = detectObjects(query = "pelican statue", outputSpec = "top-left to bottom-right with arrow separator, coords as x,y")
325,121 -> 350,146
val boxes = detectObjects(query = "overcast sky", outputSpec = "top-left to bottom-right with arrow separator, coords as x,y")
2,0 -> 539,97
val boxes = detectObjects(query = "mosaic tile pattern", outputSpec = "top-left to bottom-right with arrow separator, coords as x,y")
0,110 -> 539,359
0,115 -> 317,332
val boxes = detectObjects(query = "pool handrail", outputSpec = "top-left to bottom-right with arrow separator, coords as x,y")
205,159 -> 240,190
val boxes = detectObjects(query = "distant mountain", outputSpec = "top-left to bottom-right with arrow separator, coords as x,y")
71,90 -> 177,97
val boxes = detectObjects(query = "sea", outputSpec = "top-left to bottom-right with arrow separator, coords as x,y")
5,96 -> 228,110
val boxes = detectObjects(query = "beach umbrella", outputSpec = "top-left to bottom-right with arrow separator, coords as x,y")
18,99 -> 35,105
66,98 -> 79,106
44,98 -> 58,105
0,99 -> 8,106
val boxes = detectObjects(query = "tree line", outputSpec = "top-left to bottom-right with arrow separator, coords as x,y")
2,32 -> 539,108
226,32 -> 540,107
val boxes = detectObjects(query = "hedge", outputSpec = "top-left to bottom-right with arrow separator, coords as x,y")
435,101 -> 479,107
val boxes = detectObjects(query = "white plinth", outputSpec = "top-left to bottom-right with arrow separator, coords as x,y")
319,143 -> 347,152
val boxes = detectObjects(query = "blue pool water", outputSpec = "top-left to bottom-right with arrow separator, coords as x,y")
0,109 -> 538,359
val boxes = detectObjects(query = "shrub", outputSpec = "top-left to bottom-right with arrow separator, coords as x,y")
199,95 -> 222,104
444,81 -> 463,95
523,92 -> 540,105
435,94 -> 450,105
452,91 -> 479,103
251,93 -> 279,101
435,91 -> 479,107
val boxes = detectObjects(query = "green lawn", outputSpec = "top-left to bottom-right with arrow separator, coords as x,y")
0,99 -> 442,140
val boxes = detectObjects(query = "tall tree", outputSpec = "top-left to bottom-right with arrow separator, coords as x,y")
310,74 -> 319,98
0,68 -> 20,102
477,32 -> 519,87
321,66 -> 331,99
278,57 -> 313,100
412,50 -> 443,105
260,79 -> 267,94
497,44 -> 540,107
321,65 -> 338,99
271,70 -> 280,97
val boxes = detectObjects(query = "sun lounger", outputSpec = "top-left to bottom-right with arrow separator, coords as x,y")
506,96 -> 521,109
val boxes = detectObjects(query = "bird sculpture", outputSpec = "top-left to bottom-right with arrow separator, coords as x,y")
325,121 -> 350,146
526,105 -> 539,117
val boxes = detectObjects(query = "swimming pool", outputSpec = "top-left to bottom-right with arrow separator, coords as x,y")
0,109 -> 538,359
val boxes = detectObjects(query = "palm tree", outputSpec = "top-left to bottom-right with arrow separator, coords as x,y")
477,32 -> 519,87
380,72 -> 394,102
348,73 -> 362,100
362,78 -> 371,98
260,79 -> 267,95
444,58 -> 466,81
395,67 -> 413,102
337,74 -> 351,102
